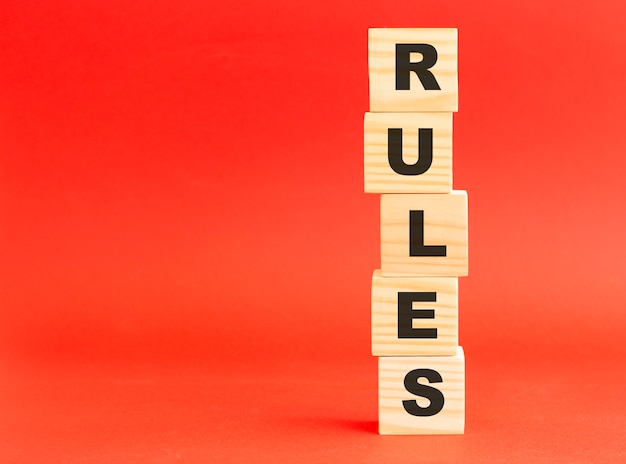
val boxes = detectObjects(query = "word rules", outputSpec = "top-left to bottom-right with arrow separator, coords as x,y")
365,28 -> 467,435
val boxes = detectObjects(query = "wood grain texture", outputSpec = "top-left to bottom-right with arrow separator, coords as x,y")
379,347 -> 465,435
368,28 -> 458,112
371,270 -> 458,356
364,112 -> 453,193
380,191 -> 468,276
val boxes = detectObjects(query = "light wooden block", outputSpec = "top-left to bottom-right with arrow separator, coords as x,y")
369,28 -> 458,112
380,191 -> 468,276
379,347 -> 465,435
371,270 -> 457,356
364,112 -> 453,193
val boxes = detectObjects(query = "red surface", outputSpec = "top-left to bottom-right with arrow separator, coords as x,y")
1,0 -> 626,462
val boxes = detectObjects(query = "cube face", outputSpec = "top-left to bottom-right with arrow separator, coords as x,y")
368,28 -> 458,112
364,112 -> 453,193
378,348 -> 465,435
380,191 -> 468,277
371,271 -> 458,356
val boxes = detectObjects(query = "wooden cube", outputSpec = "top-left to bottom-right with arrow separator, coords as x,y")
371,270 -> 457,356
368,28 -> 458,112
364,112 -> 453,194
380,191 -> 468,276
379,347 -> 465,435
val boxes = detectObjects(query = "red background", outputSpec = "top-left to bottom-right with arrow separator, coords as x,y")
1,0 -> 625,462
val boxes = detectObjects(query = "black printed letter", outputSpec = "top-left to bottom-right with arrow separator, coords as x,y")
397,292 -> 437,339
402,369 -> 445,416
409,211 -> 447,257
388,128 -> 433,176
396,44 -> 441,91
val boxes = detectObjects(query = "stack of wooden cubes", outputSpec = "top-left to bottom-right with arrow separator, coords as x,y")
365,28 -> 467,435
